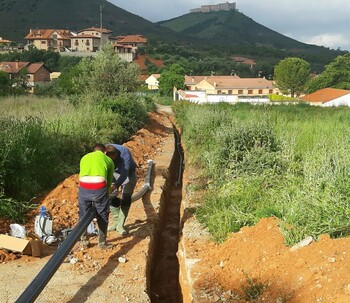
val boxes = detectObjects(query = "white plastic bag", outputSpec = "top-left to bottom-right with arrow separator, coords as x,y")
10,223 -> 27,238
87,221 -> 97,235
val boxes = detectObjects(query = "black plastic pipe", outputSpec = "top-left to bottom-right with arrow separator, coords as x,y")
15,206 -> 97,303
131,159 -> 153,202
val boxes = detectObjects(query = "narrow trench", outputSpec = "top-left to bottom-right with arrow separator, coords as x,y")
149,127 -> 184,303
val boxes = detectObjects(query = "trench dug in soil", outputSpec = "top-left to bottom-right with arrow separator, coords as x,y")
1,108 -> 350,303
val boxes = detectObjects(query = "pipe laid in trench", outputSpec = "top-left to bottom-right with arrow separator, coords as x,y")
132,159 -> 153,202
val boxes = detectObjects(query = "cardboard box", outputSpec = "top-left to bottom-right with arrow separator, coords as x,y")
0,234 -> 43,257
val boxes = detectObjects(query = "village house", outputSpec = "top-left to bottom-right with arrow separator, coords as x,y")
233,56 -> 256,69
145,74 -> 161,90
72,27 -> 112,52
0,61 -> 51,93
111,35 -> 148,62
112,43 -> 135,62
25,29 -> 72,52
184,75 -> 276,96
300,88 -> 350,107
115,35 -> 147,48
177,75 -> 277,104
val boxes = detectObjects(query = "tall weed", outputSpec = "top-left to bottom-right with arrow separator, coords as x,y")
176,102 -> 350,245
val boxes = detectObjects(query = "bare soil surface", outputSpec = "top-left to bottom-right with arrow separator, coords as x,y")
1,106 -> 350,303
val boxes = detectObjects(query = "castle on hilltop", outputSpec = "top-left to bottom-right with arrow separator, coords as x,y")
190,2 -> 236,13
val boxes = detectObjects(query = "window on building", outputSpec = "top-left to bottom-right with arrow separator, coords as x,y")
258,89 -> 263,94
248,90 -> 253,94
269,89 -> 273,94
217,90 -> 222,94
228,90 -> 232,95
238,89 -> 243,94
41,41 -> 46,44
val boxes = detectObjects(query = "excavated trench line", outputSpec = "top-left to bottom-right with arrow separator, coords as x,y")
149,126 -> 184,303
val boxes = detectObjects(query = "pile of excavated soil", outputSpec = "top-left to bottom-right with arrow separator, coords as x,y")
183,216 -> 350,303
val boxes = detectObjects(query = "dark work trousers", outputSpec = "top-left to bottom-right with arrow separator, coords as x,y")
78,186 -> 109,233
113,169 -> 137,208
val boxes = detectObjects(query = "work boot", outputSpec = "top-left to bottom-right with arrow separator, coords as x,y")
116,206 -> 130,236
98,228 -> 113,250
80,233 -> 90,248
108,206 -> 120,231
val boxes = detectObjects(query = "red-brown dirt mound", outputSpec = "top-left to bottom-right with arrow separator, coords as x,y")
191,217 -> 350,302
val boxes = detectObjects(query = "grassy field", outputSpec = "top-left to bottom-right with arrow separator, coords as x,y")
173,101 -> 350,245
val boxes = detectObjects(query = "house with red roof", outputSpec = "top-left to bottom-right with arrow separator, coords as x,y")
115,35 -> 147,48
300,88 -> 350,107
25,29 -> 72,52
0,61 -> 51,93
24,28 -> 147,60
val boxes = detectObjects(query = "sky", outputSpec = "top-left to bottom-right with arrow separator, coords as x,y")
109,0 -> 350,52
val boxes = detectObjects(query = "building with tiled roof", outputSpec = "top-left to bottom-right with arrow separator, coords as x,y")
0,37 -> 12,45
73,27 -> 113,52
78,27 -> 112,34
300,88 -> 350,107
0,61 -> 50,93
184,75 -> 276,96
115,35 -> 147,47
233,56 -> 256,68
0,61 -> 30,73
25,29 -> 72,52
185,75 -> 240,90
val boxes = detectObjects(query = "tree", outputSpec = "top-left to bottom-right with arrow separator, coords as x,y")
274,57 -> 311,97
0,71 -> 12,96
307,53 -> 350,93
72,43 -> 140,101
158,64 -> 185,96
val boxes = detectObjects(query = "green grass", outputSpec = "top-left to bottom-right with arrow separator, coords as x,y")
174,102 -> 350,245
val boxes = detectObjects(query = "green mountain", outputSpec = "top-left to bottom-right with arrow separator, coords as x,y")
158,10 -> 326,53
0,0 -> 187,43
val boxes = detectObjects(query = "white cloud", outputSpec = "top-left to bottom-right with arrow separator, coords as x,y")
303,33 -> 348,50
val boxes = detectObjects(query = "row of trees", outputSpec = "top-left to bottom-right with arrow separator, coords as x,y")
156,52 -> 350,98
274,53 -> 350,97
